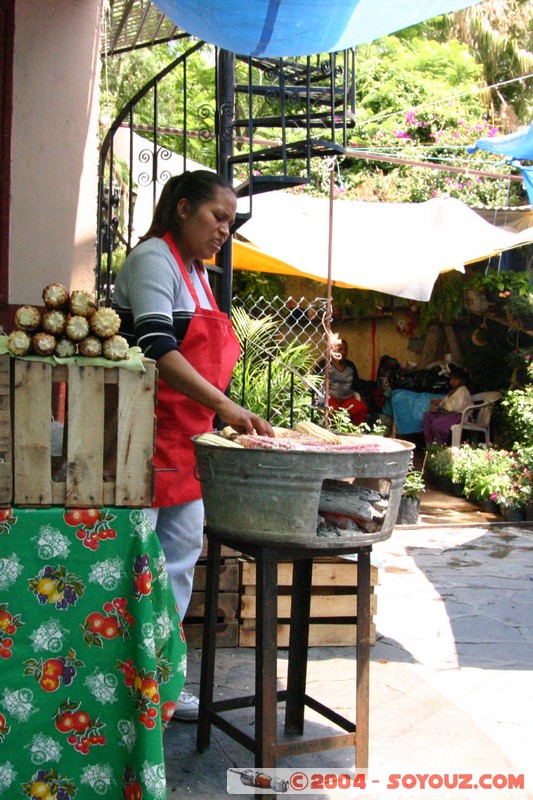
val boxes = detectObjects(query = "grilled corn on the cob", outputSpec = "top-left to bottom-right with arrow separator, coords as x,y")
294,420 -> 341,444
195,432 -> 244,448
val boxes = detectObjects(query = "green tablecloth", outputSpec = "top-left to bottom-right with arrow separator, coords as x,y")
0,506 -> 186,799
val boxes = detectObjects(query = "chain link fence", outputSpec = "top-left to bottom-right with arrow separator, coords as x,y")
231,294 -> 331,426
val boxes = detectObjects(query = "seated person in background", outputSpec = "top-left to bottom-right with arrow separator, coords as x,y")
320,338 -> 368,426
423,363 -> 472,446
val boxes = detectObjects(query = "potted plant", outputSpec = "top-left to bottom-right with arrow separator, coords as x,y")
396,465 -> 425,525
466,268 -> 531,308
460,447 -> 511,510
502,291 -> 533,331
424,444 -> 454,491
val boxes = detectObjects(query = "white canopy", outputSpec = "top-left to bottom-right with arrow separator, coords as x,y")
236,192 -> 533,301
111,129 -> 533,301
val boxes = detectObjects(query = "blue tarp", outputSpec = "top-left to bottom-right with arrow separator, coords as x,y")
469,122 -> 533,206
468,122 -> 533,161
390,389 -> 445,435
154,0 -> 483,57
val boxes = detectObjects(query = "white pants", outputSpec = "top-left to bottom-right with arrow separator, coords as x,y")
144,499 -> 204,619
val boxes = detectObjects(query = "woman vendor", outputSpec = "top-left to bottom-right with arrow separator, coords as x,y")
423,363 -> 472,446
112,170 -> 272,719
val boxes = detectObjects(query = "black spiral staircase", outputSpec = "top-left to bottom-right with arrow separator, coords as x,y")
97,41 -> 358,310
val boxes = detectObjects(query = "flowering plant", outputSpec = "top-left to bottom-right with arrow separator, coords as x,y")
402,465 -> 425,498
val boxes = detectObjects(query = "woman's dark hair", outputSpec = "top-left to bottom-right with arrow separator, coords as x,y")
140,170 -> 235,241
448,363 -> 469,383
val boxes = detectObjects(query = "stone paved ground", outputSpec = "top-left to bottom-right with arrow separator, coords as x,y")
164,522 -> 533,800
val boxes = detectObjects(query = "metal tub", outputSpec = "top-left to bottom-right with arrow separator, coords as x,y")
193,435 -> 415,547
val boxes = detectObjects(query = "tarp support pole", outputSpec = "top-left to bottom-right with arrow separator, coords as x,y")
324,160 -> 336,428
217,48 -> 236,315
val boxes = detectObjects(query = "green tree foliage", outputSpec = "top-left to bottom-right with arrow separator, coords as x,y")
101,39 -> 219,167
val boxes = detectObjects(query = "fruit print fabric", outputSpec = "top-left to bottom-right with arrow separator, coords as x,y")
0,507 -> 186,799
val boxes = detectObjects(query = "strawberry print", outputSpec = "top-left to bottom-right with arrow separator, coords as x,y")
22,768 -> 77,799
0,603 -> 23,659
116,661 -> 160,729
132,553 -> 152,600
0,710 -> 10,743
122,765 -> 143,800
0,507 -> 16,535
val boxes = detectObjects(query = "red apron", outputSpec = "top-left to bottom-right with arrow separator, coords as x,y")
152,233 -> 241,507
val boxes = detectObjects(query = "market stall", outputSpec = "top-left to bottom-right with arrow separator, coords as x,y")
0,306 -> 186,799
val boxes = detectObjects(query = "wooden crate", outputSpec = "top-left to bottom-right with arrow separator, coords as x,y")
0,354 -> 157,508
239,557 -> 378,648
182,557 -> 240,648
0,356 -> 12,503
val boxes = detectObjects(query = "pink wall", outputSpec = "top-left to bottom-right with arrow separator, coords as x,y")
9,0 -> 102,305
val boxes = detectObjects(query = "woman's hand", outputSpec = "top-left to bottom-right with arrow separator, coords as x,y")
215,397 -> 274,436
429,397 -> 442,413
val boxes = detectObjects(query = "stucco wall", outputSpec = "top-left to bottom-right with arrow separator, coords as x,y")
10,0 -> 102,304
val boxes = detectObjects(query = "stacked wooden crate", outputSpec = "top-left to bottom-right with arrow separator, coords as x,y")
0,356 -> 12,503
238,556 -> 378,647
182,539 -> 240,648
0,354 -> 156,508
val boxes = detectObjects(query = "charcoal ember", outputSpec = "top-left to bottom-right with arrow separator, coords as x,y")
319,479 -> 387,529
320,510 -> 381,533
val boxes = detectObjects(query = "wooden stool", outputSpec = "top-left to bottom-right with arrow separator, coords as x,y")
196,526 -> 373,769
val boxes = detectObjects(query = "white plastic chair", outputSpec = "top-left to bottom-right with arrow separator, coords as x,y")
450,391 -> 502,447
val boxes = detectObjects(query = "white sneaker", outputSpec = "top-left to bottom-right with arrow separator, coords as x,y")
172,689 -> 199,722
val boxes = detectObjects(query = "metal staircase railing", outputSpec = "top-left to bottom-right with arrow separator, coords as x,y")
97,44 -> 358,305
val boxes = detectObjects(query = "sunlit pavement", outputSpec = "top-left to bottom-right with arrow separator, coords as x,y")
164,521 -> 533,800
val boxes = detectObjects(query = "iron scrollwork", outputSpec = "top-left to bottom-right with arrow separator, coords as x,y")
218,102 -> 236,143
137,146 -> 173,188
198,103 -> 217,142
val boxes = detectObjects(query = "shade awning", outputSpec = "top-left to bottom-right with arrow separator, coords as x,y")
152,0 -> 483,57
235,192 -> 533,300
